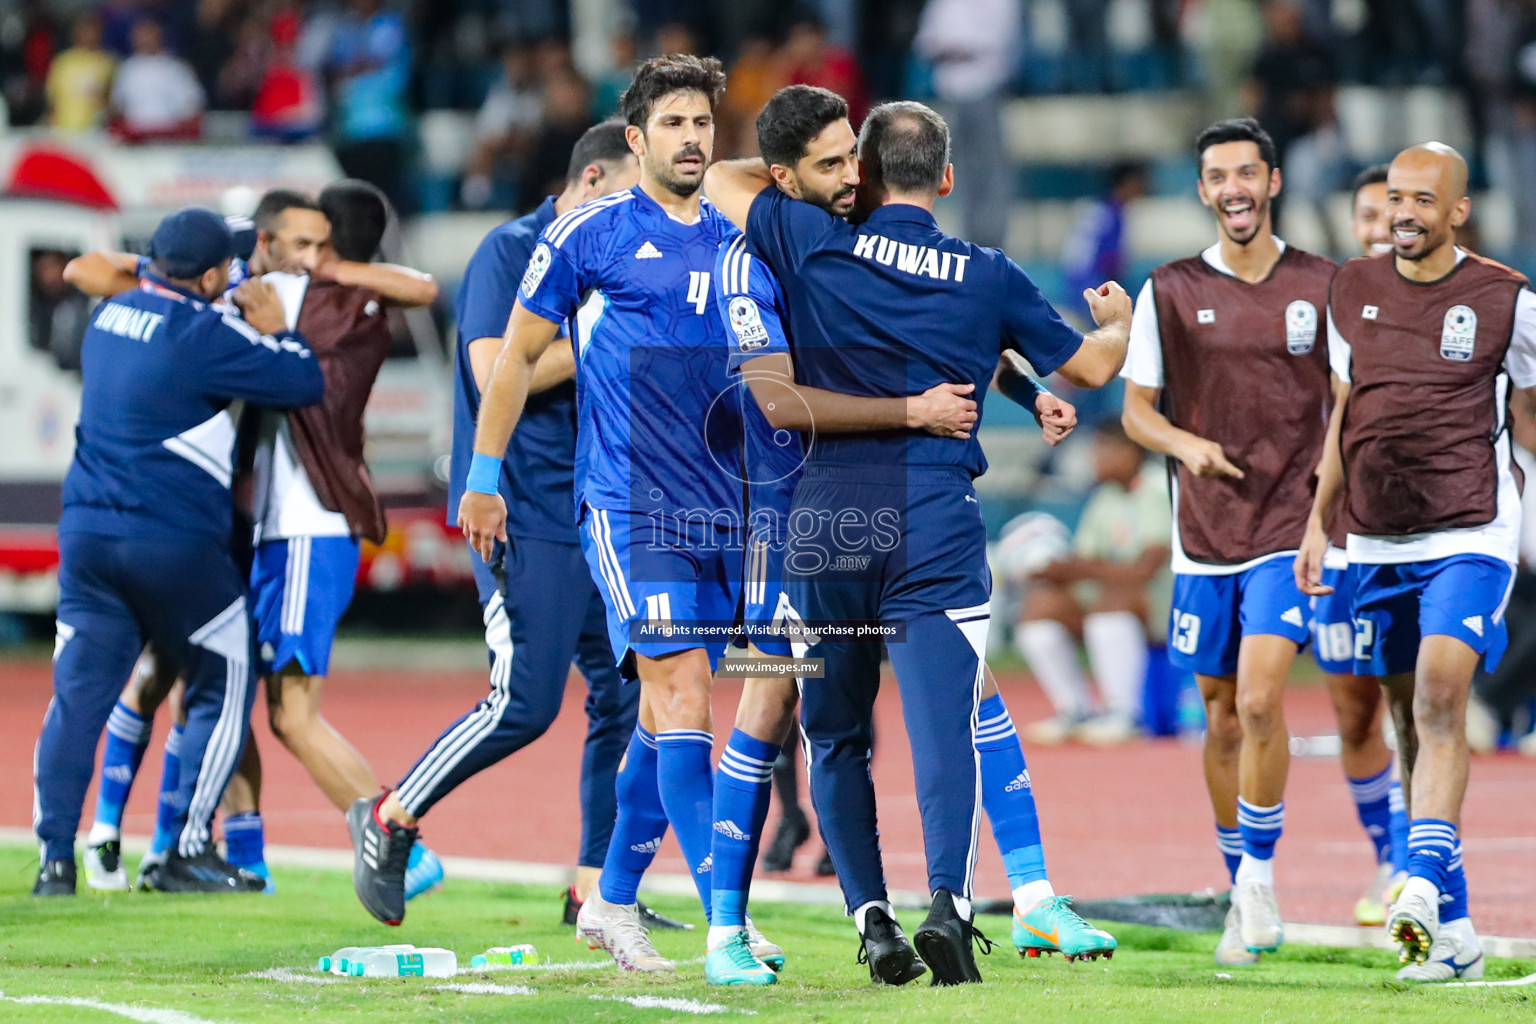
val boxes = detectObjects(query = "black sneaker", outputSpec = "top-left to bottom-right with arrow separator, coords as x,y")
815,848 -> 837,877
347,795 -> 416,925
638,900 -> 693,931
154,848 -> 265,893
858,905 -> 927,985
760,811 -> 810,872
913,890 -> 983,986
561,885 -> 694,930
32,859 -> 77,896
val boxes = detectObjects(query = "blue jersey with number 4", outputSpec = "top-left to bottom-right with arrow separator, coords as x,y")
518,186 -> 743,521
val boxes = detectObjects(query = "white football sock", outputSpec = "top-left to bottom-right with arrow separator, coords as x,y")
1235,853 -> 1274,888
1083,611 -> 1149,719
950,894 -> 973,920
707,924 -> 747,948
86,821 -> 120,846
1014,879 -> 1056,911
1016,619 -> 1092,718
853,899 -> 895,935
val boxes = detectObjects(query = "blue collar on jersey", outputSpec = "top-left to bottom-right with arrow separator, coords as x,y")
534,194 -> 558,227
862,203 -> 939,228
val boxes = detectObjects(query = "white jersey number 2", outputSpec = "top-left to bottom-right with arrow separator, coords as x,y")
687,271 -> 710,315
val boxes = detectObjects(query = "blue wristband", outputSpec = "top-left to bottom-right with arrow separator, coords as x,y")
1006,375 -> 1050,417
466,452 -> 502,496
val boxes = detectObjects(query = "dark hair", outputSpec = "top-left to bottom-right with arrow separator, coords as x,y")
1350,163 -> 1389,200
1195,117 -> 1277,174
318,179 -> 391,262
858,101 -> 950,195
756,85 -> 849,170
252,188 -> 320,234
1109,159 -> 1148,191
618,53 -> 726,130
566,119 -> 633,181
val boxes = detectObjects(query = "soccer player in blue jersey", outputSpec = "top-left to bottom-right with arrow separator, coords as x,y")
705,100 -> 1131,985
345,121 -> 688,932
713,84 -> 1117,982
33,207 -> 324,895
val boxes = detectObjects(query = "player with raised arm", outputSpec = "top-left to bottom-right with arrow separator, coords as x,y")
344,122 -> 684,933
1297,143 -> 1536,982
713,84 -> 1114,982
1308,163 -> 1411,927
705,100 -> 1129,985
34,208 -> 323,895
1120,119 -> 1335,965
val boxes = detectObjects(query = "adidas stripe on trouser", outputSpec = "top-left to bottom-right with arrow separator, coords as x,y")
36,533 -> 257,861
394,537 -> 636,865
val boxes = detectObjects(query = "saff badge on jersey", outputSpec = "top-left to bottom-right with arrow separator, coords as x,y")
728,295 -> 770,352
1285,299 -> 1317,355
520,243 -> 553,297
1441,304 -> 1477,362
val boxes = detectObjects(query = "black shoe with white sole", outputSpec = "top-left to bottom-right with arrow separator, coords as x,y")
913,890 -> 984,985
155,849 -> 265,893
858,905 -> 927,985
347,795 -> 417,925
33,859 -> 77,896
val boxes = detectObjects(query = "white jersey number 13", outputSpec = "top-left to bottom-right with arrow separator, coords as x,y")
687,271 -> 710,315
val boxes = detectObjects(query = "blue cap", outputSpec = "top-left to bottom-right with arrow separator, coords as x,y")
147,207 -> 235,279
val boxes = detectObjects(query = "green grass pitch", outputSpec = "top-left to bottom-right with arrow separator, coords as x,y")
1,845 -> 1531,1023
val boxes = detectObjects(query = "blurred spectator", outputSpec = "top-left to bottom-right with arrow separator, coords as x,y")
780,15 -> 868,127
1060,0 -> 1111,92
1008,422 -> 1172,747
1,0 -> 57,126
591,32 -> 637,120
184,0 -> 236,108
653,21 -> 699,58
30,250 -> 90,373
461,42 -> 543,210
1509,1 -> 1536,255
1245,1 -> 1336,180
326,0 -> 413,213
214,15 -> 271,112
1063,161 -> 1148,311
46,14 -> 117,131
520,67 -> 594,207
109,18 -> 205,142
914,0 -> 1020,249
718,34 -> 782,158
252,10 -> 323,142
1357,0 -> 1465,86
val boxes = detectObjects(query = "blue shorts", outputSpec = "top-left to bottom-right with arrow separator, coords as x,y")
1168,556 -> 1311,677
250,535 -> 360,677
579,507 -> 742,680
1352,555 -> 1515,676
1312,564 -> 1357,675
741,526 -> 792,657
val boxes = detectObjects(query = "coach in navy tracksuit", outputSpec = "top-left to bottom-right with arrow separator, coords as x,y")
706,101 -> 1131,982
33,208 -> 323,895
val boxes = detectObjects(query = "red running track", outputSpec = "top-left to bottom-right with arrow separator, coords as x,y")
2,659 -> 1532,936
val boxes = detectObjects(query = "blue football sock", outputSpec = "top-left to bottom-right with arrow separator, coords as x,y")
93,701 -> 150,834
1345,763 -> 1395,865
149,725 -> 184,857
223,811 -> 265,868
1237,798 -> 1284,861
1216,824 -> 1243,883
598,727 -> 669,907
1387,780 -> 1409,873
1407,818 -> 1457,898
655,729 -> 716,921
1442,841 -> 1469,922
975,694 -> 1048,891
711,729 -> 779,930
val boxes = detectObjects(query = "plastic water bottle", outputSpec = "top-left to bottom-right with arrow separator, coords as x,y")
347,947 -> 458,978
469,944 -> 540,969
319,944 -> 415,975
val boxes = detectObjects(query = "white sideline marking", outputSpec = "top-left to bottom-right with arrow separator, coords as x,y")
241,968 -> 339,985
462,956 -> 705,975
0,992 -> 232,1024
1443,972 -> 1536,988
432,983 -> 536,995
589,994 -> 754,1015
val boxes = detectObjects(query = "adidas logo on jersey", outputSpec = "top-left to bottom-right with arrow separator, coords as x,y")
713,820 -> 751,841
1463,615 -> 1484,637
634,241 -> 663,260
1005,770 -> 1032,793
1281,606 -> 1305,628
630,837 -> 663,854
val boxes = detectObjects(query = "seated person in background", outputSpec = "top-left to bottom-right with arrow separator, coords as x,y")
1008,421 -> 1172,745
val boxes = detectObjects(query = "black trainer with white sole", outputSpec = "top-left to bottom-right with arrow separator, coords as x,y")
153,849 -> 265,893
913,890 -> 984,985
348,795 -> 417,925
858,905 -> 928,985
